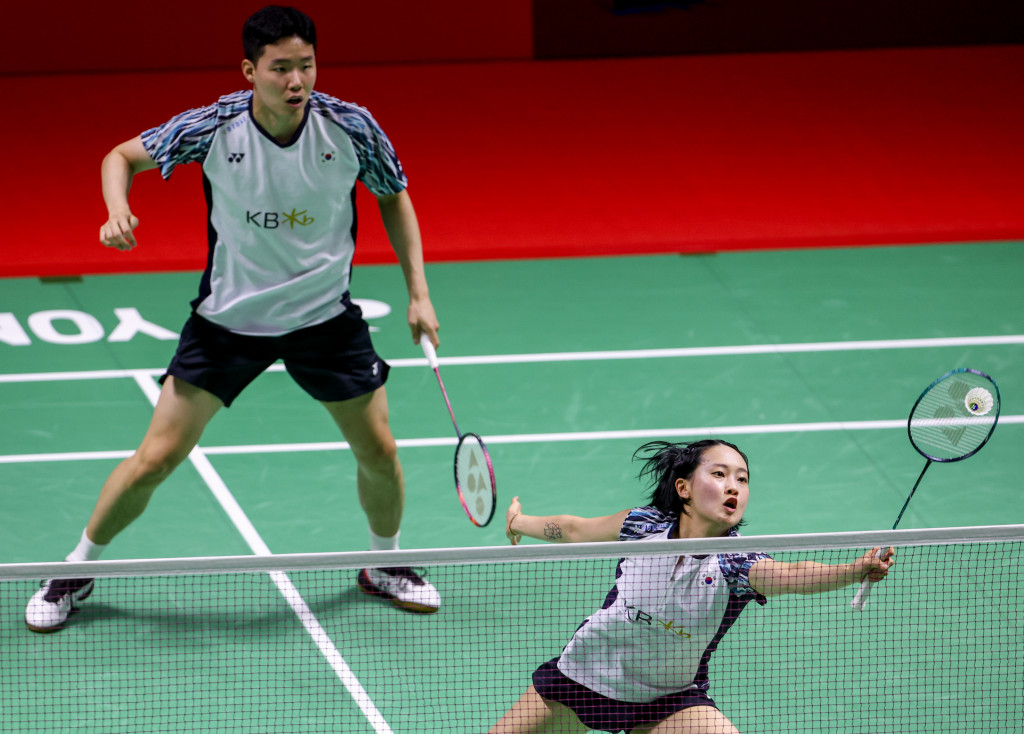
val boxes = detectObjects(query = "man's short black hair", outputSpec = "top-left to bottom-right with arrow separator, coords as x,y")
242,6 -> 317,62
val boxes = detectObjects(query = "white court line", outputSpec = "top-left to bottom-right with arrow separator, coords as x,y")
0,449 -> 135,464
129,373 -> 394,734
0,367 -> 165,383
4,416 -> 1021,465
381,334 -> 1024,367
1,333 -> 1022,383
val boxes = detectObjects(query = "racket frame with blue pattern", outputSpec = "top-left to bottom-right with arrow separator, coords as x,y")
851,367 -> 1001,610
420,336 -> 497,527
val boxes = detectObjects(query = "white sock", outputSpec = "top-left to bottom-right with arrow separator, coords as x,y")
65,528 -> 107,563
369,529 -> 400,552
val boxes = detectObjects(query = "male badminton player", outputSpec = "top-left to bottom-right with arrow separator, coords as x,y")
495,440 -> 895,734
26,6 -> 441,632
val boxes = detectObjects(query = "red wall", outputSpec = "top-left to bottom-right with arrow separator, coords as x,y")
4,45 -> 1022,279
14,1 -> 1023,77
534,0 -> 1024,58
10,1 -> 533,74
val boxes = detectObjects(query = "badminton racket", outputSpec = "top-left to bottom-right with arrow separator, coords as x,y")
851,367 -> 1000,610
420,335 -> 497,527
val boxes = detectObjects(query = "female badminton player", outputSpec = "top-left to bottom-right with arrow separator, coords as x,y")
493,439 -> 895,734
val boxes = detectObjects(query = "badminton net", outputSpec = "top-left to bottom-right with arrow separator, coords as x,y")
1,524 -> 1021,733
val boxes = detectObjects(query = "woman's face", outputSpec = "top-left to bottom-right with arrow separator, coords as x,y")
677,444 -> 750,533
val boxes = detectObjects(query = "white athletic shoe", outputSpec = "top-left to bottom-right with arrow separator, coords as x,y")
357,567 -> 440,614
25,578 -> 95,633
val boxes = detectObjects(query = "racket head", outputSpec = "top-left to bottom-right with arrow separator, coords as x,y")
453,433 -> 497,527
907,368 -> 1000,463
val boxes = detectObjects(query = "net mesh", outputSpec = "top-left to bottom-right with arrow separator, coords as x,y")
2,526 -> 1021,733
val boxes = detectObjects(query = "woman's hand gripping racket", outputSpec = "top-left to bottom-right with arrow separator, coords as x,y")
851,368 -> 1001,610
420,336 -> 497,527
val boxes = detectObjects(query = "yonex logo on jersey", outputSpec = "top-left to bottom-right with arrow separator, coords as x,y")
246,209 -> 316,229
227,153 -> 245,163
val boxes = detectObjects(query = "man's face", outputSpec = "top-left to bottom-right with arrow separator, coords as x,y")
242,35 -> 316,128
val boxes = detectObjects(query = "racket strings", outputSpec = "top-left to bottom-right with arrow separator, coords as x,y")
909,372 -> 999,461
455,434 -> 497,526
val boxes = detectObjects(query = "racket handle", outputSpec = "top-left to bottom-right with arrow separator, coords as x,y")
850,548 -> 883,611
419,333 -> 439,369
850,577 -> 874,611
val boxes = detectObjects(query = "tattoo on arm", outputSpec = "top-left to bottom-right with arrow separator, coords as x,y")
543,523 -> 563,541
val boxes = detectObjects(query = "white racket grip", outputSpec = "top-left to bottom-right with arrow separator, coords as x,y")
850,577 -> 875,611
419,334 -> 439,369
850,548 -> 883,611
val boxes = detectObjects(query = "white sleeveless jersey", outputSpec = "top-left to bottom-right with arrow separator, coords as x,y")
556,508 -> 770,703
142,90 -> 407,335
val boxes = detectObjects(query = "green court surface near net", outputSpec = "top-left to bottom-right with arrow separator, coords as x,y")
2,242 -> 1023,732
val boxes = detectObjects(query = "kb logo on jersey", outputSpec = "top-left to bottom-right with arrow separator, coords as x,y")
246,208 -> 316,230
624,604 -> 691,639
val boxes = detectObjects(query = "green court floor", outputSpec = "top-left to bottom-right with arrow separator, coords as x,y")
1,242 -> 1022,732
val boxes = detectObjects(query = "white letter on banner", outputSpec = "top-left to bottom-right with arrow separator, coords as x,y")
0,313 -> 32,346
27,310 -> 105,345
107,308 -> 179,342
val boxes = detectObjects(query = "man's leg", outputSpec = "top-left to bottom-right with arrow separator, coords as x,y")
87,376 -> 224,544
26,377 -> 223,632
321,386 -> 403,540
322,386 -> 440,613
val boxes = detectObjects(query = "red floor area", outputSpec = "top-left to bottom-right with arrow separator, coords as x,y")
2,46 -> 1022,278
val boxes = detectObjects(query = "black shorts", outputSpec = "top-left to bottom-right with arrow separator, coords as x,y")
532,658 -> 717,734
162,307 -> 389,407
